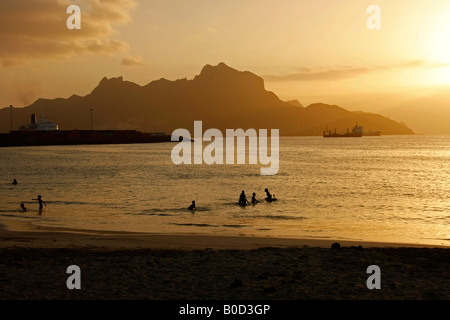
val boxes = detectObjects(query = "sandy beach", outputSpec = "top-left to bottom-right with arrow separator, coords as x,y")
0,220 -> 449,300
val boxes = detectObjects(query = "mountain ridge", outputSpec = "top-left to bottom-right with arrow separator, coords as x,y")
0,63 -> 414,135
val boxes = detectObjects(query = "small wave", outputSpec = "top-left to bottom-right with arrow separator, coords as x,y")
142,208 -> 185,213
0,212 -> 41,219
136,213 -> 173,217
222,224 -> 248,228
141,207 -> 212,215
170,223 -> 218,228
434,215 -> 450,221
46,201 -> 94,206
0,213 -> 22,218
224,202 -> 242,206
239,214 -> 307,221
223,202 -> 266,208
0,209 -> 15,213
170,223 -> 248,229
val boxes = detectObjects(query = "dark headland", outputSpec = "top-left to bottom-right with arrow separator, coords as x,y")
0,63 -> 414,136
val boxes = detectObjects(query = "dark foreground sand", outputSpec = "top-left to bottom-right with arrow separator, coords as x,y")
0,221 -> 449,300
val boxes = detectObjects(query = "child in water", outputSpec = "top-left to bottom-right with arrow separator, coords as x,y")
20,203 -> 28,212
251,193 -> 259,204
32,195 -> 46,215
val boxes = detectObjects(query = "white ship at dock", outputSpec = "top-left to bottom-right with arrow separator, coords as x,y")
25,114 -> 59,131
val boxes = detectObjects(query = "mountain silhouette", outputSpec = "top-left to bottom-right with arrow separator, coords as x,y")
0,63 -> 413,135
382,91 -> 450,134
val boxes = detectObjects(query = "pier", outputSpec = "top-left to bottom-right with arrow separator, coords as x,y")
0,130 -> 171,147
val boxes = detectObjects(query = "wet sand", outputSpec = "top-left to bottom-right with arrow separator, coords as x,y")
0,220 -> 449,300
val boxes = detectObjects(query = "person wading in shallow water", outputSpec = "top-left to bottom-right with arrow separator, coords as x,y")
32,195 -> 46,215
188,201 -> 197,212
251,193 -> 259,204
264,188 -> 278,202
264,188 -> 272,200
20,203 -> 28,212
239,191 -> 250,206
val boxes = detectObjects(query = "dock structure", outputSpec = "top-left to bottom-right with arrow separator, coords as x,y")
0,130 -> 171,147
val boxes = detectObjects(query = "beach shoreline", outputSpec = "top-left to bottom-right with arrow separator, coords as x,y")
1,219 -> 448,250
1,219 -> 449,300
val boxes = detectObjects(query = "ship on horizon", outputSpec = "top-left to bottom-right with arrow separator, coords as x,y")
323,124 -> 363,138
362,130 -> 382,136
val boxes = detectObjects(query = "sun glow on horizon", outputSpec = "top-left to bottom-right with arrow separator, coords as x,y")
2,0 -> 450,114
426,66 -> 450,85
423,7 -> 450,64
412,2 -> 450,85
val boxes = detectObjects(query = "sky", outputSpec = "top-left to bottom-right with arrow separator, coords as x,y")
1,0 -> 450,112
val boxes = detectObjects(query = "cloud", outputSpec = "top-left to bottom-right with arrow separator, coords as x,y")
0,0 -> 137,67
0,78 -> 42,107
263,60 -> 445,82
402,60 -> 425,67
208,27 -> 218,34
264,67 -> 376,82
121,55 -> 145,66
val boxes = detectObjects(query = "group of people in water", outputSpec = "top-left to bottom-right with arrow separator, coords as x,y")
188,188 -> 277,211
14,177 -> 275,215
239,188 -> 277,206
18,195 -> 46,214
12,178 -> 46,215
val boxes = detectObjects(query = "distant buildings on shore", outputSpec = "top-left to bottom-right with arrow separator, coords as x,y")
0,113 -> 170,147
20,114 -> 59,131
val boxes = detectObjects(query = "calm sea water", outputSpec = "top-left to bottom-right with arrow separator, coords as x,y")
0,136 -> 449,246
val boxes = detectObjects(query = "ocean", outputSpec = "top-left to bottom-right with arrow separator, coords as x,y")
1,135 -> 449,246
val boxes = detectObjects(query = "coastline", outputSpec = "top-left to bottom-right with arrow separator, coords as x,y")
1,219 -> 447,250
1,219 -> 449,300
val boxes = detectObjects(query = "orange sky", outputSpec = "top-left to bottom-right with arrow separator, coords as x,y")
1,0 -> 450,113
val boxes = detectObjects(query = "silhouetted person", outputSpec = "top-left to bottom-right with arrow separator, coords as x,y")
265,188 -> 272,200
188,201 -> 197,211
12,179 -> 18,185
20,203 -> 28,212
33,195 -> 46,215
251,193 -> 259,204
239,191 -> 250,206
272,194 -> 278,201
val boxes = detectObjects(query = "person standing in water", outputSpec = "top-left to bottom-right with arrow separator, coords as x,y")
12,179 -> 18,185
239,191 -> 250,206
32,195 -> 46,215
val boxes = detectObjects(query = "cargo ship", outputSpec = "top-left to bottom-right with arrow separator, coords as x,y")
363,130 -> 381,136
323,124 -> 363,138
0,114 -> 171,147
